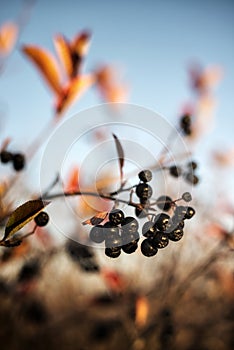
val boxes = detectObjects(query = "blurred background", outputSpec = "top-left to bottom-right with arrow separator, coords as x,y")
0,0 -> 233,146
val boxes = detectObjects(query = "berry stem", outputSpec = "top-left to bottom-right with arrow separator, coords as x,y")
42,190 -> 142,209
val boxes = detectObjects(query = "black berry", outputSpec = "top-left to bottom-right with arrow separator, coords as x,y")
185,206 -> 195,219
0,150 -> 12,163
105,247 -> 121,258
156,195 -> 173,211
12,153 -> 25,171
141,239 -> 158,257
152,232 -> 169,249
169,165 -> 182,178
34,211 -> 49,227
108,209 -> 125,225
121,216 -> 139,233
122,241 -> 138,254
142,221 -> 157,238
89,225 -> 105,243
154,213 -> 170,231
105,232 -> 122,248
185,172 -> 199,185
180,114 -> 192,135
187,161 -> 197,170
122,231 -> 140,245
174,206 -> 187,220
138,169 -> 152,182
182,192 -> 192,202
136,183 -> 153,200
168,228 -> 184,241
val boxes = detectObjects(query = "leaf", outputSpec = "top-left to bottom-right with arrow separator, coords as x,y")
55,74 -> 95,116
72,30 -> 91,58
0,22 -> 18,55
82,211 -> 108,226
3,199 -> 50,240
65,166 -> 80,192
22,45 -> 62,95
54,34 -> 73,79
112,133 -> 124,183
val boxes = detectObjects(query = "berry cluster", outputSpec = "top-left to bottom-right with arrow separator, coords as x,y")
180,113 -> 192,135
0,150 -> 25,171
88,168 -> 196,259
135,169 -> 153,218
141,204 -> 195,257
89,209 -> 140,258
168,161 -> 199,185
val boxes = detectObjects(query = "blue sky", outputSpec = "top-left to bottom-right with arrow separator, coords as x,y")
0,0 -> 233,151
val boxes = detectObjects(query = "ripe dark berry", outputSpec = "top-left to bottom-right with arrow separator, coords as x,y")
154,213 -> 170,231
122,241 -> 138,254
108,209 -> 125,225
34,211 -> 49,227
152,232 -> 169,249
156,195 -> 173,211
141,239 -> 158,257
105,247 -> 121,258
89,225 -> 105,243
142,221 -> 157,238
185,172 -> 199,185
121,216 -> 139,233
12,153 -> 25,171
184,206 -> 195,219
138,169 -> 152,182
168,228 -> 184,242
187,161 -> 197,170
182,192 -> 192,202
180,114 -> 192,135
136,183 -> 153,200
180,114 -> 191,127
122,231 -> 140,245
0,150 -> 12,163
174,206 -> 187,220
105,233 -> 122,248
169,165 -> 181,178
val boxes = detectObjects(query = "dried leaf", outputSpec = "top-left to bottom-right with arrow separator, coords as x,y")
3,199 -> 50,241
22,45 -> 62,95
56,74 -> 95,116
72,30 -> 91,58
0,22 -> 18,55
95,65 -> 128,103
82,211 -> 108,226
65,166 -> 80,192
54,34 -> 73,79
112,133 -> 124,183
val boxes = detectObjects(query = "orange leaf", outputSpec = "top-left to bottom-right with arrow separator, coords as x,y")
0,22 -> 18,55
95,65 -> 128,103
56,74 -> 95,116
72,30 -> 91,58
65,166 -> 80,192
135,296 -> 149,328
54,34 -> 73,79
22,45 -> 62,95
82,211 -> 108,226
